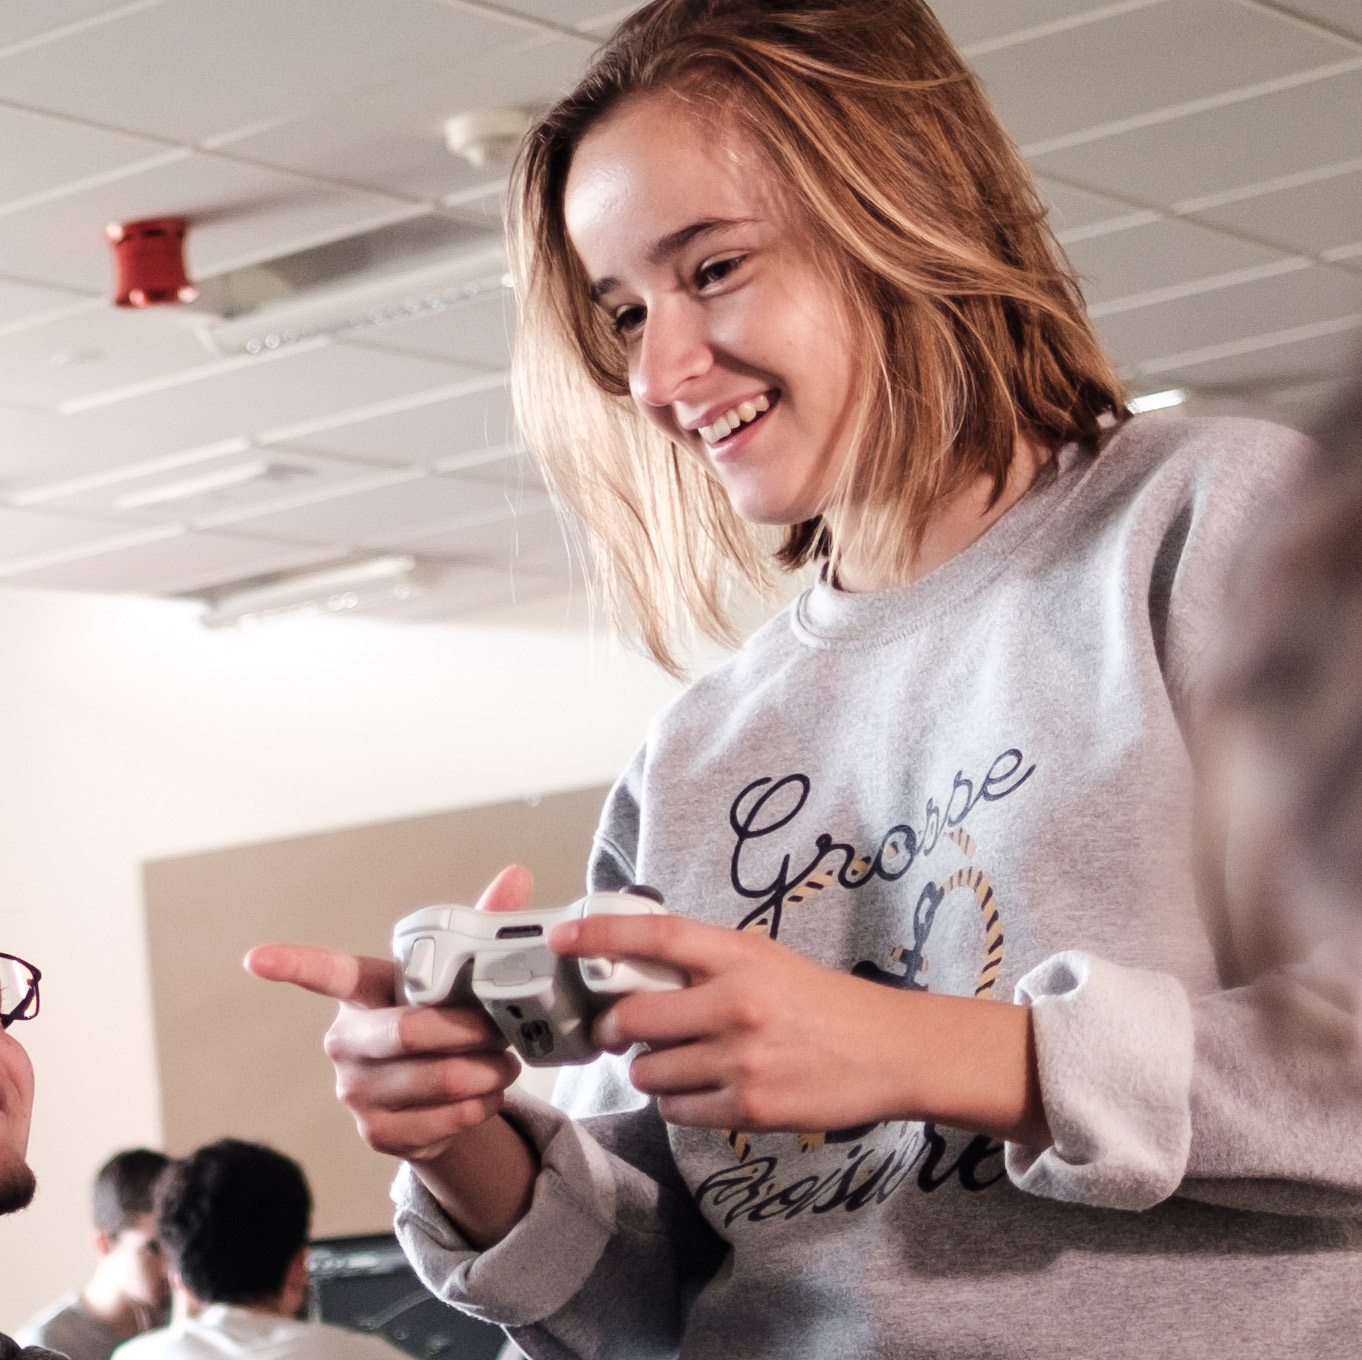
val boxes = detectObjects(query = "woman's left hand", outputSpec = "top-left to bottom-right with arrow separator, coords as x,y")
549,912 -> 1050,1146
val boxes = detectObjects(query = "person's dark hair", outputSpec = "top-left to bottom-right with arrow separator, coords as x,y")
92,1148 -> 170,1237
156,1140 -> 312,1305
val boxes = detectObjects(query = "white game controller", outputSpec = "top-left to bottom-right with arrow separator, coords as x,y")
393,886 -> 684,1066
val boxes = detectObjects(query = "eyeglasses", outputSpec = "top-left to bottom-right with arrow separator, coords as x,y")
0,954 -> 40,1029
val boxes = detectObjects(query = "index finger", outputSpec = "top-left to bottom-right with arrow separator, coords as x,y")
244,943 -> 398,1010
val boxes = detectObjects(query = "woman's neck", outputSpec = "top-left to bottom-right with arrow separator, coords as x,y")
835,436 -> 1048,594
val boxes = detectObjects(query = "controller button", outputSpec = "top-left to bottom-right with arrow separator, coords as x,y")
404,937 -> 436,992
487,956 -> 535,986
581,958 -> 615,984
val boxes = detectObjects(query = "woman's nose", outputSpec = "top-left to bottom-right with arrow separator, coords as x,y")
629,298 -> 712,410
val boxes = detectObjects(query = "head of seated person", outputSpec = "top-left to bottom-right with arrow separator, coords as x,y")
87,1149 -> 172,1325
155,1140 -> 312,1320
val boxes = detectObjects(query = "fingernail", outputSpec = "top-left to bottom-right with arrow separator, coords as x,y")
595,1009 -> 619,1048
548,921 -> 579,952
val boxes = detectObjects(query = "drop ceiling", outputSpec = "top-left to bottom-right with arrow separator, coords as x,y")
0,0 -> 1356,620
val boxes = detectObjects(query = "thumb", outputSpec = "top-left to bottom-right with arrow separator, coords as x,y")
474,863 -> 535,913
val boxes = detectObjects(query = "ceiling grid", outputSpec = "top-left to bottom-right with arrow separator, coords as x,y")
0,0 -> 1354,619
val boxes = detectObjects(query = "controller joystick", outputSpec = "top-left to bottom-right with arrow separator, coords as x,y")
393,887 -> 684,1067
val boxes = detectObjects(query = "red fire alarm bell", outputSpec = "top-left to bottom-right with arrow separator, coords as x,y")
107,216 -> 197,307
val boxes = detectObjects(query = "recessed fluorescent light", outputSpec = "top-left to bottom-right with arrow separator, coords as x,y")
240,271 -> 511,356
114,459 -> 304,510
1128,388 -> 1188,414
201,555 -> 426,630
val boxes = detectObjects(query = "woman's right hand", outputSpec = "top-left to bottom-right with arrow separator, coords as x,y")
243,864 -> 541,1247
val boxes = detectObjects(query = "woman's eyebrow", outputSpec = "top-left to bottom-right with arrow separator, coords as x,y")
647,217 -> 758,264
588,217 -> 759,302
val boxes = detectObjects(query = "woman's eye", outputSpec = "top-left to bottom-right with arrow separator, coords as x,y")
697,256 -> 743,288
612,305 -> 645,336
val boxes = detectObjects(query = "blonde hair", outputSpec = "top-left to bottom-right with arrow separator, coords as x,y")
510,0 -> 1126,672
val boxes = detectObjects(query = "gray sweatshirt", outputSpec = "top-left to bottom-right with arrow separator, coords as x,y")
394,416 -> 1362,1358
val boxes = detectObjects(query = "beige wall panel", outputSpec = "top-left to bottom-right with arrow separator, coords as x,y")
143,785 -> 610,1237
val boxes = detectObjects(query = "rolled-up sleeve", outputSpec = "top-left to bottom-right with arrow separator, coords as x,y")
1006,950 -> 1195,1210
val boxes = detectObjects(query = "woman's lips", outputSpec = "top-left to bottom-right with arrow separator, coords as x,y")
699,392 -> 778,456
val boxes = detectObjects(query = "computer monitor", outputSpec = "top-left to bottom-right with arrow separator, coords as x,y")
309,1232 -> 510,1360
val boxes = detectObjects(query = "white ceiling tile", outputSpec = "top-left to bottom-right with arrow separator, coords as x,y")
0,502 -> 132,566
1029,66 -> 1362,207
1065,217 -> 1287,306
0,529 -> 340,594
225,36 -> 591,201
345,291 -> 514,368
366,561 -> 568,624
0,104 -> 171,210
0,303 -> 219,408
277,381 -> 514,466
0,0 -> 529,145
0,404 -> 194,492
497,0 -> 632,27
218,473 -> 535,548
1096,262 -> 1362,368
0,1 -> 141,49
1146,326 -> 1362,395
1279,0 -> 1362,42
441,186 -> 506,235
973,0 -> 1346,150
450,452 -> 545,495
397,501 -> 567,564
31,446 -> 390,526
0,151 -> 414,294
1037,177 -> 1146,234
1189,165 -> 1362,257
934,0 -> 1128,50
515,547 -> 576,584
576,6 -> 636,39
0,277 -> 94,330
69,343 -> 473,449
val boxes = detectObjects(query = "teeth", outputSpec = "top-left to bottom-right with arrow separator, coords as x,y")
698,394 -> 773,444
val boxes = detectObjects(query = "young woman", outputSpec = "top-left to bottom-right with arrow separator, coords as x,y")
249,3 -> 1362,1356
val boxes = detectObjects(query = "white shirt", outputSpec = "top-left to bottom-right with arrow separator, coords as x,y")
110,1306 -> 408,1360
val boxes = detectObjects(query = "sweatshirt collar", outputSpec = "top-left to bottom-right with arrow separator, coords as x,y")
791,440 -> 1094,648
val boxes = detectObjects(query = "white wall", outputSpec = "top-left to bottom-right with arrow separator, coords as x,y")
0,582 -> 685,1331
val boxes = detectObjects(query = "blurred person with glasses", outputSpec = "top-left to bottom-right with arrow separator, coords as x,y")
0,950 -> 64,1359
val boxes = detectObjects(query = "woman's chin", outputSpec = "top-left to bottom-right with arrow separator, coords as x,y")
722,482 -> 823,529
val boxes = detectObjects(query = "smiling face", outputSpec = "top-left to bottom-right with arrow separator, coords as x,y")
564,92 -> 859,527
